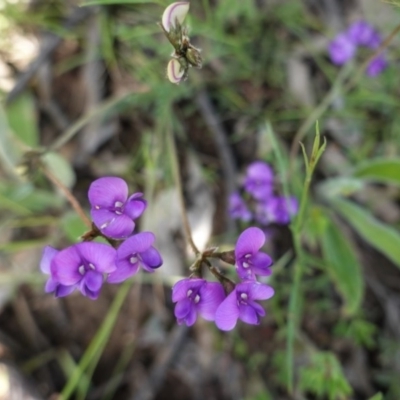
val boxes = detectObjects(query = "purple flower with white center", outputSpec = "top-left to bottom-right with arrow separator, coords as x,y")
228,192 -> 252,222
215,281 -> 274,331
40,246 -> 76,297
243,161 -> 274,201
328,33 -> 356,65
347,21 -> 380,48
50,242 -> 117,300
89,177 -> 147,239
172,278 -> 226,326
107,232 -> 163,284
255,196 -> 298,225
366,54 -> 387,77
235,227 -> 272,281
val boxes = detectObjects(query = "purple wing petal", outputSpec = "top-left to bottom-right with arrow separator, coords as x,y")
124,193 -> 147,220
141,247 -> 163,271
198,282 -> 226,321
172,278 -> 205,302
235,227 -> 265,259
56,284 -> 76,297
107,259 -> 138,283
249,300 -> 266,317
174,298 -> 192,320
236,263 -> 256,281
83,270 -> 103,291
101,214 -> 134,239
184,307 -> 197,326
88,177 -> 128,208
215,290 -> 240,331
91,209 -> 116,231
76,242 -> 117,274
40,246 -> 59,274
328,33 -> 356,65
117,232 -> 155,259
251,252 -> 273,276
79,280 -> 101,300
239,304 -> 260,325
45,277 -> 58,293
51,245 -> 83,285
248,282 -> 275,300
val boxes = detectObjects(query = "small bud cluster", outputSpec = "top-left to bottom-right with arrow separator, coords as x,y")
172,227 -> 274,331
329,20 -> 387,77
228,161 -> 298,227
40,177 -> 162,300
160,2 -> 202,84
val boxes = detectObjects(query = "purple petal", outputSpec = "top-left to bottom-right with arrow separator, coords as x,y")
235,227 -> 265,259
347,21 -> 379,47
93,211 -> 134,239
366,55 -> 387,77
40,246 -> 59,274
239,304 -> 260,325
83,270 -> 103,291
228,192 -> 252,222
107,259 -> 139,283
184,307 -> 197,326
328,33 -> 356,65
236,263 -> 256,281
246,161 -> 274,182
198,282 -> 226,321
249,300 -> 266,317
76,242 -> 117,274
79,281 -> 100,300
248,282 -> 275,300
88,177 -> 128,208
175,297 -> 192,320
251,252 -> 273,276
124,193 -> 147,220
172,278 -> 205,302
215,290 -> 240,331
117,232 -> 155,259
56,284 -> 76,297
51,245 -> 83,285
45,277 -> 58,293
141,247 -> 163,271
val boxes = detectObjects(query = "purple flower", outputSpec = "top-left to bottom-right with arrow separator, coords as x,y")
107,232 -> 163,284
40,246 -> 76,297
228,192 -> 252,222
235,227 -> 272,280
366,54 -> 387,77
172,278 -> 225,326
215,281 -> 274,331
50,242 -> 117,300
255,196 -> 298,225
328,33 -> 356,65
88,177 -> 147,239
243,161 -> 274,201
347,21 -> 380,48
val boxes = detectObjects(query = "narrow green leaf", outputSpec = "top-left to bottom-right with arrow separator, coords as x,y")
353,158 -> 400,187
319,217 -> 364,315
331,197 -> 400,270
42,152 -> 76,189
368,393 -> 383,400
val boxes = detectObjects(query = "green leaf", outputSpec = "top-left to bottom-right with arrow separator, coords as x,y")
353,158 -> 400,187
331,197 -> 400,271
319,216 -> 364,315
368,393 -> 383,400
5,93 -> 39,148
42,152 -> 76,189
61,212 -> 88,243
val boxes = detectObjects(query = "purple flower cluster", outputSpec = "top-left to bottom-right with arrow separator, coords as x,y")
40,177 -> 162,300
172,227 -> 274,331
228,161 -> 298,227
328,20 -> 387,77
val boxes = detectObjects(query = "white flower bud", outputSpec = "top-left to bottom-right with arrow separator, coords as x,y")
162,2 -> 190,32
167,58 -> 185,84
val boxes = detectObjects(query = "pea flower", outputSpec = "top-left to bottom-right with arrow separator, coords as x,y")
40,246 -> 76,297
243,161 -> 274,201
228,192 -> 252,222
328,33 -> 356,65
172,278 -> 225,326
235,227 -> 272,280
167,58 -> 185,84
215,281 -> 274,331
255,196 -> 298,225
366,55 -> 387,77
50,242 -> 117,300
347,20 -> 380,48
107,232 -> 163,284
161,1 -> 190,33
89,177 -> 147,239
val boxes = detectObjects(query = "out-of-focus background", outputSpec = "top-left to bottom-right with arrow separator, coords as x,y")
0,0 -> 400,399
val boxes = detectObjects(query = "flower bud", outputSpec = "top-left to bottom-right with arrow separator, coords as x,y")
162,2 -> 190,32
167,58 -> 185,84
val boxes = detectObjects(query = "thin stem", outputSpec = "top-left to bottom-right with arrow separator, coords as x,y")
165,127 -> 200,256
41,165 -> 92,228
